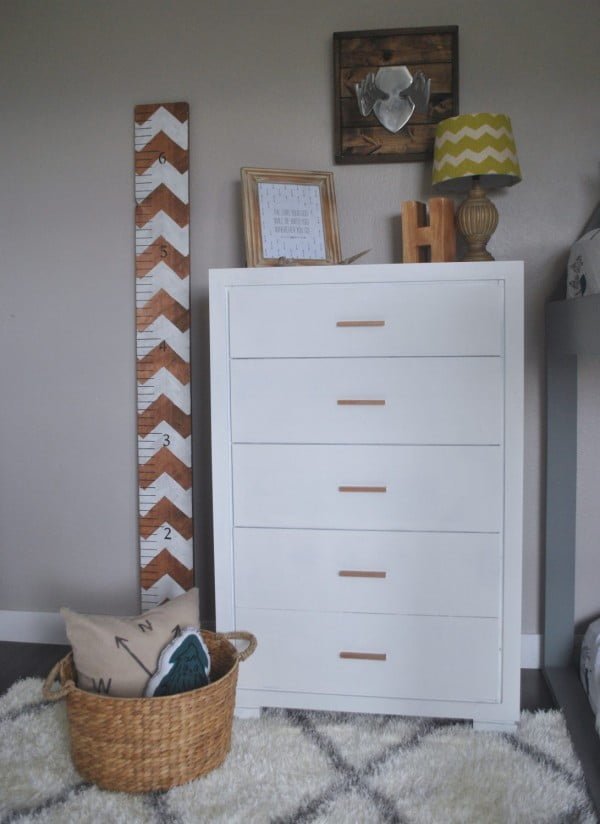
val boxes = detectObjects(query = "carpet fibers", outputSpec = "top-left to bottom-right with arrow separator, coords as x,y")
0,678 -> 596,823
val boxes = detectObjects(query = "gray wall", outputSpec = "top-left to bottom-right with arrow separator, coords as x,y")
1,0 -> 599,631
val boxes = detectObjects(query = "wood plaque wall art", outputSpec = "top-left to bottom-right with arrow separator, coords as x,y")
134,102 -> 194,611
333,26 -> 459,164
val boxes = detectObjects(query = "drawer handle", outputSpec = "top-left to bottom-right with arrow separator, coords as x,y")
339,651 -> 387,662
337,399 -> 386,406
338,570 -> 386,579
338,485 -> 387,493
336,320 -> 385,328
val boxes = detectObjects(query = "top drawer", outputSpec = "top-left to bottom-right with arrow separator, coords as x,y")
229,280 -> 503,358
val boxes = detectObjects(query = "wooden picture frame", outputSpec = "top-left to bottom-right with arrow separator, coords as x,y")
333,26 -> 459,164
241,167 -> 342,267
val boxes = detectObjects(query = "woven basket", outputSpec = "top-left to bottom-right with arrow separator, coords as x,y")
42,630 -> 256,793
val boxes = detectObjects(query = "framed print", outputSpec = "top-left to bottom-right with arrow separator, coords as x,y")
333,26 -> 459,164
241,167 -> 342,266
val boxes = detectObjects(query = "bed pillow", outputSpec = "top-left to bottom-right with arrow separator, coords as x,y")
61,588 -> 200,698
580,616 -> 600,732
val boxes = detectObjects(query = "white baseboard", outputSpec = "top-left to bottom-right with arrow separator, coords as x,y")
0,610 -> 67,644
0,611 -> 544,667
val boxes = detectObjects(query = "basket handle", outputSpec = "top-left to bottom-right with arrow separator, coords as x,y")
42,657 -> 76,702
221,631 -> 257,662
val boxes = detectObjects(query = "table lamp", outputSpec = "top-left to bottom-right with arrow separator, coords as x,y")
432,113 -> 521,261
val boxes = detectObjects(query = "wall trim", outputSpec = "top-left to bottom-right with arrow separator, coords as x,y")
0,610 -> 67,644
0,612 -> 544,668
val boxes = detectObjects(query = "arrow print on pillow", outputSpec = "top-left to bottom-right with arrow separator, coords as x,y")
115,636 -> 152,676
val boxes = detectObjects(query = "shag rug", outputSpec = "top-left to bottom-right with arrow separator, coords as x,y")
0,678 -> 596,824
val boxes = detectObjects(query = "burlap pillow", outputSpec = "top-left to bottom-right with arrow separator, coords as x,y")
60,588 -> 200,697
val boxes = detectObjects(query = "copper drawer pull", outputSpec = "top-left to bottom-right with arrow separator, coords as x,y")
337,399 -> 386,406
339,651 -> 387,661
338,570 -> 386,579
338,485 -> 387,493
336,320 -> 385,328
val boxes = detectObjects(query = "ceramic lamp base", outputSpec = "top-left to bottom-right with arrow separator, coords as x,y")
457,180 -> 499,262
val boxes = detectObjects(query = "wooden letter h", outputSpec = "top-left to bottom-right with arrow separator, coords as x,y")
401,198 -> 456,263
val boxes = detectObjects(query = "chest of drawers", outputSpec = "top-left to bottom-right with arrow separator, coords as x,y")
209,262 -> 523,730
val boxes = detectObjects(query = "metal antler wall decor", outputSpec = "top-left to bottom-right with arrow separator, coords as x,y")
355,67 -> 431,134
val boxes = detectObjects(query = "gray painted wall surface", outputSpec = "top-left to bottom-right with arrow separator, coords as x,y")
1,0 -> 599,630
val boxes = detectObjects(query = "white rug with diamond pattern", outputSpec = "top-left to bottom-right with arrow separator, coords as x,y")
0,678 -> 596,823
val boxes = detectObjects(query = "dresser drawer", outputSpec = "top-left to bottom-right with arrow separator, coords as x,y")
231,357 -> 502,445
232,444 -> 502,532
234,529 -> 500,617
236,609 -> 500,703
229,281 -> 502,358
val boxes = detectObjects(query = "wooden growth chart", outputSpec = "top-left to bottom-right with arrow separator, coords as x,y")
134,102 -> 194,611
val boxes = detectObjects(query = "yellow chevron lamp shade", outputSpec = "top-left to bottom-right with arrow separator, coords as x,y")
432,113 -> 521,191
432,113 -> 521,261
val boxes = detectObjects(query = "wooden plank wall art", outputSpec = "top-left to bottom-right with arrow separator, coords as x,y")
134,103 -> 194,611
334,27 -> 459,164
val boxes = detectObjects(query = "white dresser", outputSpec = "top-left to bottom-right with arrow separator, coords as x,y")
209,262 -> 523,730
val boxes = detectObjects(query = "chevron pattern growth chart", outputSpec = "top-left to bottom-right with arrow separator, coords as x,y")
134,102 -> 194,612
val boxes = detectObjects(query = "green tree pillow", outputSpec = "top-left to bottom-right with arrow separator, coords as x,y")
144,627 -> 211,697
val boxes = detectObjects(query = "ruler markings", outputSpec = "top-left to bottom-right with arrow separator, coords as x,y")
135,102 -> 193,611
